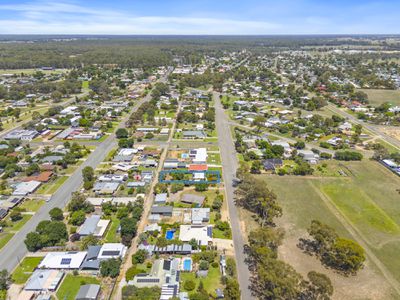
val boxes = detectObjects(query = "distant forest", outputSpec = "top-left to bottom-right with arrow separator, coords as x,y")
0,35 -> 400,69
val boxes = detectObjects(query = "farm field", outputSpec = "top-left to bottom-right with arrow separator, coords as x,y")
259,160 -> 400,299
358,88 -> 400,106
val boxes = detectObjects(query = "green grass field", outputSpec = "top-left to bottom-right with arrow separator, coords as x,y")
56,275 -> 100,300
262,160 -> 400,283
104,217 -> 121,243
358,89 -> 400,106
180,265 -> 222,295
12,257 -> 43,284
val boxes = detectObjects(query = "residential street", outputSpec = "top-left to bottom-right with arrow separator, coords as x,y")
327,104 -> 400,150
0,79 -> 164,273
214,92 -> 252,300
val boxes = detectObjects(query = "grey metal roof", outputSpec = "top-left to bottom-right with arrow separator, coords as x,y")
151,206 -> 173,215
86,245 -> 101,260
76,284 -> 100,300
78,215 -> 101,236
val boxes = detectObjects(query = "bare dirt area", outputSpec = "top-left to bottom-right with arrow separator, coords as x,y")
277,216 -> 398,300
380,127 -> 400,141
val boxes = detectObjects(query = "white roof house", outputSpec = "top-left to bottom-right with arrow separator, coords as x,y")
191,148 -> 208,164
98,243 -> 127,260
38,252 -> 87,269
12,181 -> 41,196
179,225 -> 213,246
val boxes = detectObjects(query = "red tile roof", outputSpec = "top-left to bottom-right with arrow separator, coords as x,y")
188,164 -> 208,171
23,171 -> 53,183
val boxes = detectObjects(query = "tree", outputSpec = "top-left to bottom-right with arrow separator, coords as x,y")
49,207 -> 63,221
116,128 -> 129,139
80,235 -> 99,250
304,271 -> 333,300
323,238 -> 365,275
24,232 -> 43,252
334,151 -> 363,161
248,227 -> 285,254
184,280 -> 196,291
198,260 -> 209,270
235,174 -> 282,226
69,210 -> 86,226
0,270 -> 11,291
82,166 -> 94,182
224,279 -> 241,300
132,249 -> 148,264
194,183 -> 208,192
307,220 -> 338,253
100,258 -> 121,278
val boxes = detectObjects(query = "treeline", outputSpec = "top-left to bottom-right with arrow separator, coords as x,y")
235,169 -> 335,299
0,78 -> 81,100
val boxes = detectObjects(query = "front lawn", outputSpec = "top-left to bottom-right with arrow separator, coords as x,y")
19,199 -> 45,212
12,256 -> 43,284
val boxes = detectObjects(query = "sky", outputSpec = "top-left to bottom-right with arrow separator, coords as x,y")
0,0 -> 399,35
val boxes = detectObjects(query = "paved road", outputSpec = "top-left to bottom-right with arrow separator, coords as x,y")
327,104 -> 400,150
0,87 -> 157,273
214,92 -> 252,300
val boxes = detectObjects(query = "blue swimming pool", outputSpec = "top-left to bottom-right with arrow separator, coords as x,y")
165,230 -> 175,240
183,259 -> 192,271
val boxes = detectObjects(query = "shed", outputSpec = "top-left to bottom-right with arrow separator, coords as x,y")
75,284 -> 101,300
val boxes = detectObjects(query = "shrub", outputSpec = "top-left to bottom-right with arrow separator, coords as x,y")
184,280 -> 196,291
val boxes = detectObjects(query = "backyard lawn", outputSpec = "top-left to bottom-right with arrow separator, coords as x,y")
104,217 -> 121,243
56,275 -> 100,300
180,265 -> 222,295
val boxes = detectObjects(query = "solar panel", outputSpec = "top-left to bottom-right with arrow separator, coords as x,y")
101,250 -> 120,256
207,227 -> 213,238
136,278 -> 160,283
60,258 -> 71,265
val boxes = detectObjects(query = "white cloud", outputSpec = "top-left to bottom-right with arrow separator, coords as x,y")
0,0 -> 281,34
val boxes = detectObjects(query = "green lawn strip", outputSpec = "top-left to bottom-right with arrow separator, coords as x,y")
12,257 -> 43,284
104,217 -> 121,243
10,214 -> 33,232
56,275 -> 100,300
0,233 -> 14,250
47,176 -> 69,194
181,266 -> 222,295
